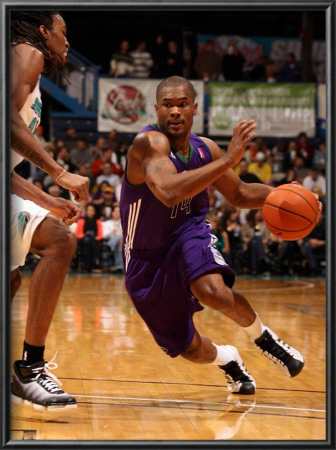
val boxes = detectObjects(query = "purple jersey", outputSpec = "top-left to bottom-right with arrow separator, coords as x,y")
120,124 -> 212,256
119,124 -> 234,358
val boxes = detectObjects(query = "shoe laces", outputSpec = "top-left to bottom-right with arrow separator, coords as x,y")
224,361 -> 252,383
259,332 -> 292,365
31,351 -> 63,392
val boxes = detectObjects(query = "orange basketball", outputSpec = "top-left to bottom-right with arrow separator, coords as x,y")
262,184 -> 319,241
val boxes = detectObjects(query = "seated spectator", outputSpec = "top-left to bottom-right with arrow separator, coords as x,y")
74,203 -> 103,273
312,139 -> 326,174
247,152 -> 273,185
96,161 -> 121,187
112,139 -> 129,174
235,158 -> 262,183
70,138 -> 95,171
106,129 -> 120,153
222,206 -> 243,270
292,155 -> 310,183
130,40 -> 154,78
279,52 -> 301,82
276,168 -> 298,187
92,136 -> 108,160
303,207 -> 326,276
96,185 -> 117,220
302,167 -> 326,197
109,40 -> 134,78
102,204 -> 124,273
297,131 -> 314,168
207,213 -> 232,267
246,137 -> 270,162
240,209 -> 270,274
64,125 -> 79,152
91,148 -> 114,179
283,139 -> 300,171
55,145 -> 77,173
263,62 -> 280,83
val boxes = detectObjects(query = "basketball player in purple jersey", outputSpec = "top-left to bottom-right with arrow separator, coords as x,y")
120,76 -> 304,394
10,11 -> 89,410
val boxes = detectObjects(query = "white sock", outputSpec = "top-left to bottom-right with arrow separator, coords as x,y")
212,344 -> 236,366
243,313 -> 266,340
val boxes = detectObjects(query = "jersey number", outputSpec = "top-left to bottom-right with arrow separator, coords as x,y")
171,198 -> 192,219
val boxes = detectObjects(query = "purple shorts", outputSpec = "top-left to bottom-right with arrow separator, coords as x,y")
124,218 -> 235,358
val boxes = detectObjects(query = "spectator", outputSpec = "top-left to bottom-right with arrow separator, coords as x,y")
102,204 -> 124,273
55,145 -> 77,173
109,40 -> 134,78
302,167 -> 326,196
221,41 -> 245,81
247,152 -> 273,185
312,139 -> 326,174
283,139 -> 300,171
246,137 -> 270,162
303,207 -> 326,276
106,129 -> 120,153
34,125 -> 52,150
91,147 -> 114,179
46,182 -> 70,200
74,203 -> 103,273
112,139 -> 129,174
240,209 -> 270,275
92,136 -> 108,160
96,185 -> 117,220
263,63 -> 280,83
130,40 -> 154,78
293,155 -> 310,183
276,168 -> 298,187
91,180 -> 111,206
248,54 -> 269,81
151,34 -> 166,78
207,213 -> 232,267
63,125 -> 79,152
297,132 -> 315,167
222,206 -> 243,271
69,138 -> 95,170
96,161 -> 121,187
162,40 -> 183,77
193,39 -> 221,81
279,52 -> 301,82
236,158 -> 262,184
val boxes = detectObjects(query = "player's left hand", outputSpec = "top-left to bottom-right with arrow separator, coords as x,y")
48,197 -> 81,225
290,181 -> 323,212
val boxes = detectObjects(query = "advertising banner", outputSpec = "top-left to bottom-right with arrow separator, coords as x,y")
98,78 -> 204,134
208,82 -> 316,137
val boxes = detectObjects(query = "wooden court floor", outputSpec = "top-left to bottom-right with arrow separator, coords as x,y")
10,273 -> 326,442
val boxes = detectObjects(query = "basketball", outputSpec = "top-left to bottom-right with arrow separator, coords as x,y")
262,183 -> 319,241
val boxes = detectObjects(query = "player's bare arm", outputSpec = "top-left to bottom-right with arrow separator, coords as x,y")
130,120 -> 257,207
11,171 -> 81,225
11,45 -> 90,201
11,45 -> 62,175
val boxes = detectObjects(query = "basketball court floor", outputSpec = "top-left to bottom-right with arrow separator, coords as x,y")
10,272 -> 326,442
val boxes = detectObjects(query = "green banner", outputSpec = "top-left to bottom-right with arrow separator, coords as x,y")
209,82 -> 316,137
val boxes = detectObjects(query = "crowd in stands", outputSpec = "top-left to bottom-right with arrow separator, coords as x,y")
15,123 -> 326,278
108,36 -> 320,83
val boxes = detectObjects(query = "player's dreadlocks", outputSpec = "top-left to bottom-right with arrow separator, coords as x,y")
11,11 -> 65,73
